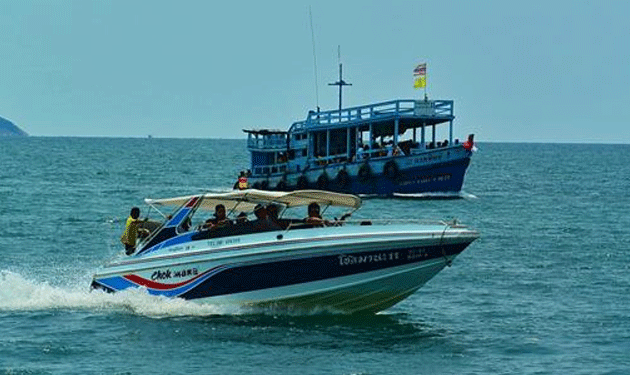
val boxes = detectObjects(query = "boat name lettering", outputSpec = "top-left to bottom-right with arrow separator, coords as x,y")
151,268 -> 199,281
338,252 -> 399,266
400,173 -> 452,186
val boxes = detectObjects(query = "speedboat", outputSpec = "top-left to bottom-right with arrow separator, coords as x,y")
91,190 -> 479,314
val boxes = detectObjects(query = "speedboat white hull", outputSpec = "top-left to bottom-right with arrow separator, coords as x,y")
92,222 -> 477,314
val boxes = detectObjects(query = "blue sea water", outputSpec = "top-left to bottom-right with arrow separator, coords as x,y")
0,138 -> 629,374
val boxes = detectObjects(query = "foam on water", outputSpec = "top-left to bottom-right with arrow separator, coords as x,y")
392,191 -> 478,200
0,270 -> 245,318
0,270 -> 349,318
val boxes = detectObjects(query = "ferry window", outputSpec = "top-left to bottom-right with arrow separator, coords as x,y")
302,149 -> 307,157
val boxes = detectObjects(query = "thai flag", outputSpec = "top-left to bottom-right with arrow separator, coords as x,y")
413,63 -> 426,76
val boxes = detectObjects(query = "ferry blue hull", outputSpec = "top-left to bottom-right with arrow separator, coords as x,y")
250,154 -> 471,196
329,157 -> 470,196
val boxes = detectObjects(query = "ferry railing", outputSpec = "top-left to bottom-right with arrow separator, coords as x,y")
252,163 -> 288,176
289,99 -> 453,132
247,136 -> 287,150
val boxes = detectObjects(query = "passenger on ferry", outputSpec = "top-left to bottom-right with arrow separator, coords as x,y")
355,144 -> 365,161
386,142 -> 394,157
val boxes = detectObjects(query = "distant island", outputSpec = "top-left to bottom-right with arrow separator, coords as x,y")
0,116 -> 28,137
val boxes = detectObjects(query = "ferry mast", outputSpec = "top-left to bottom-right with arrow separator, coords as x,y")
328,46 -> 351,111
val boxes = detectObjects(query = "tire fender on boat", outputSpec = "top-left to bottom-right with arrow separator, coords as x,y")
335,169 -> 350,188
383,160 -> 400,180
275,179 -> 287,191
316,172 -> 329,190
297,175 -> 309,189
358,163 -> 372,182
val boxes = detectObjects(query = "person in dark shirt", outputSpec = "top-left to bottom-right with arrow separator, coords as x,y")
203,204 -> 232,229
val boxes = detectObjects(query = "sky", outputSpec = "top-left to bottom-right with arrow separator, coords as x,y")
1,0 -> 629,143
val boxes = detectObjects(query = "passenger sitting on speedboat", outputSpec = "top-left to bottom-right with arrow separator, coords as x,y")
252,204 -> 282,231
305,203 -> 330,227
305,203 -> 351,227
203,204 -> 232,229
236,212 -> 248,224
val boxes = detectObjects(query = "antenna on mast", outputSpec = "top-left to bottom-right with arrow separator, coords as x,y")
309,6 -> 320,113
328,45 -> 351,111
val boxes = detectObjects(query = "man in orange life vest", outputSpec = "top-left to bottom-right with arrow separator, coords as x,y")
238,171 -> 248,190
463,134 -> 475,151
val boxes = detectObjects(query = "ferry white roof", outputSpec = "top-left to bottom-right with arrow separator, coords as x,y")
144,189 -> 362,212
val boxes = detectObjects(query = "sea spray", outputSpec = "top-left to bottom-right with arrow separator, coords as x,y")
0,270 -> 244,317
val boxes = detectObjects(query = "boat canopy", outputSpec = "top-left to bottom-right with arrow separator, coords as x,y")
144,189 -> 362,212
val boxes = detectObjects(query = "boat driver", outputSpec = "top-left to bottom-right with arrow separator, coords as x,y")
120,207 -> 149,255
